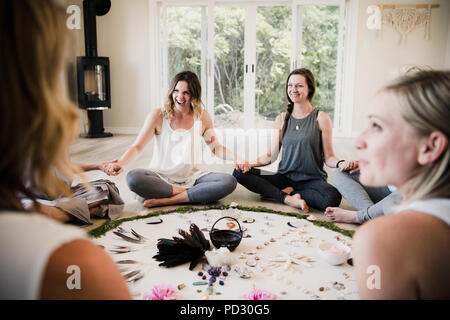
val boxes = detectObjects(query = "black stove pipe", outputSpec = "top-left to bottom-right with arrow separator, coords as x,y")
83,0 -> 98,57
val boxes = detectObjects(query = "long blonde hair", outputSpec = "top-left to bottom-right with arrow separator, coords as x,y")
383,70 -> 450,203
0,0 -> 79,210
163,71 -> 203,120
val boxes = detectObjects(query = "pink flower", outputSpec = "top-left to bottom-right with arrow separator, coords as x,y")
143,284 -> 178,300
244,289 -> 277,300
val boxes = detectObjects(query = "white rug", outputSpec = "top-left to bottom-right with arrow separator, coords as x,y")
92,207 -> 359,300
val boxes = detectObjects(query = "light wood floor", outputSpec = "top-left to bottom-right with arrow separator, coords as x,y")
70,134 -> 359,233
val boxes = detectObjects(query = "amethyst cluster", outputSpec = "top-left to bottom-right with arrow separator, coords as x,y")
198,264 -> 231,286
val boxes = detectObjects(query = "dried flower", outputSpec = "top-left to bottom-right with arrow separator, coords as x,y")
244,289 -> 277,300
143,284 -> 178,300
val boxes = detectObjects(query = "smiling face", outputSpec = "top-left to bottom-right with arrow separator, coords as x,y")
287,74 -> 310,104
354,90 -> 423,189
172,80 -> 192,112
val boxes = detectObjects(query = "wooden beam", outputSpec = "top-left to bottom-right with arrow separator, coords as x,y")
381,4 -> 440,9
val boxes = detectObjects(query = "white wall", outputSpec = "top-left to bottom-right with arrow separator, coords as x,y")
96,0 -> 151,133
352,0 -> 450,134
445,3 -> 450,69
89,0 -> 450,135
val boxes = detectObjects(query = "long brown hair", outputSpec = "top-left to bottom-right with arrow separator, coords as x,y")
0,0 -> 79,210
280,68 -> 316,142
163,71 -> 203,120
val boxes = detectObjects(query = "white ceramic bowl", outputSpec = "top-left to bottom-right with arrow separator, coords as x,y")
318,241 -> 351,266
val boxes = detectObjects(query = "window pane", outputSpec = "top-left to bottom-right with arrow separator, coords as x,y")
213,7 -> 245,129
255,6 -> 292,129
300,5 -> 340,122
164,7 -> 203,86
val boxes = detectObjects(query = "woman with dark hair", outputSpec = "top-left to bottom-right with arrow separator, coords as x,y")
233,68 -> 357,211
104,71 -> 239,207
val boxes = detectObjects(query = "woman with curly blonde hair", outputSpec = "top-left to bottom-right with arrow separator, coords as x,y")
352,70 -> 450,299
0,0 -> 130,299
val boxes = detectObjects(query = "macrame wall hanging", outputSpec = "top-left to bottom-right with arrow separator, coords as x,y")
366,4 -> 440,47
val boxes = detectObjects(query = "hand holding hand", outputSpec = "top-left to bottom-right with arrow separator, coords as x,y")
235,158 -> 252,173
99,160 -> 123,176
338,160 -> 359,174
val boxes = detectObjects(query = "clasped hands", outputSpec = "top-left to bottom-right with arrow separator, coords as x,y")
338,160 -> 359,174
235,158 -> 252,173
98,160 -> 123,176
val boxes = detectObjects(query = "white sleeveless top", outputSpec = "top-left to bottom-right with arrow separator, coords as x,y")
0,212 -> 86,299
149,110 -> 208,188
392,198 -> 450,226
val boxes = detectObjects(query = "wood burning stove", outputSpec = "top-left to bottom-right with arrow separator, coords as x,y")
77,0 -> 112,138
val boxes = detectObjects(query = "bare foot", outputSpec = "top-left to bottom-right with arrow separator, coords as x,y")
143,198 -> 164,208
172,186 -> 186,196
324,207 -> 360,224
284,194 -> 310,213
281,187 -> 294,195
143,192 -> 190,208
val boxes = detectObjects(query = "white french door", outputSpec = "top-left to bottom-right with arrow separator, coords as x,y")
158,0 -> 348,132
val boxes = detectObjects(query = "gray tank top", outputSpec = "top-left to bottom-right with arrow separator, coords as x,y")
277,109 -> 327,182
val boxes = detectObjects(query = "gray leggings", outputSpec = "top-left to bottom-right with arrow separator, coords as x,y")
127,169 -> 237,204
332,170 -> 401,223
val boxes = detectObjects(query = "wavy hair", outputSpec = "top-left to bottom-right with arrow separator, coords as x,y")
0,0 -> 79,210
383,70 -> 450,203
280,68 -> 316,142
163,71 -> 203,120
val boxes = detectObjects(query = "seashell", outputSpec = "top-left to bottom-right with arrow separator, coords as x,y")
226,222 -> 236,229
332,282 -> 346,291
254,256 -> 260,260
243,218 -> 255,223
245,250 -> 257,255
246,259 -> 257,267
230,201 -> 239,208
233,266 -> 253,279
256,245 -> 264,250
306,215 -> 317,221
243,232 -> 252,238
264,241 -> 270,246
145,217 -> 163,224
270,238 -> 276,242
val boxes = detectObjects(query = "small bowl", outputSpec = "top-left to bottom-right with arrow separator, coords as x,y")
210,216 -> 243,252
318,241 -> 351,266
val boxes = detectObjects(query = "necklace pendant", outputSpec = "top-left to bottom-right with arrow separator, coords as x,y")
296,125 -> 299,131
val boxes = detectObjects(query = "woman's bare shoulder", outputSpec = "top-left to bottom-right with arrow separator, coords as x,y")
40,239 -> 131,299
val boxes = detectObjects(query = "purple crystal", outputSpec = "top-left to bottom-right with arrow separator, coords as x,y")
222,272 -> 228,277
202,275 -> 207,280
219,280 -> 224,285
210,277 -> 216,283
198,271 -> 203,277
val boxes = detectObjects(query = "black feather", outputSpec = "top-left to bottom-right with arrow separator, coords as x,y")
152,224 -> 210,270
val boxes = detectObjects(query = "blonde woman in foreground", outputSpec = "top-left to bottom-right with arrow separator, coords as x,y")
0,0 -> 130,299
353,70 -> 450,299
